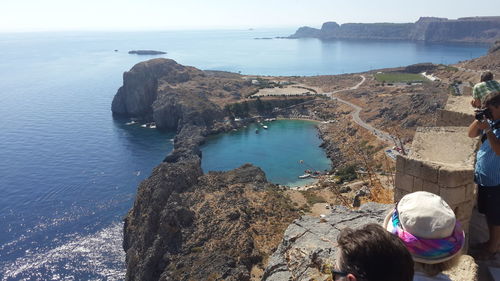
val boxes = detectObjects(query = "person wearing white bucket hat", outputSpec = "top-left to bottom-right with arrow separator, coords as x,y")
383,191 -> 465,281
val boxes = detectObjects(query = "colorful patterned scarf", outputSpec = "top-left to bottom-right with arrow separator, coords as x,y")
389,208 -> 464,262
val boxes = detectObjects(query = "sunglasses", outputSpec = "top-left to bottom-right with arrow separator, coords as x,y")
331,270 -> 348,280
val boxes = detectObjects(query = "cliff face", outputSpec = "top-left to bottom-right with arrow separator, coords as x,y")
112,59 -> 202,119
123,158 -> 299,281
290,17 -> 500,43
111,58 -> 257,131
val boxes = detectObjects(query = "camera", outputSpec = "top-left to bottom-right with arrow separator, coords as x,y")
475,108 -> 493,121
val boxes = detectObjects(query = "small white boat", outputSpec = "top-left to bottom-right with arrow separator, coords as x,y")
141,124 -> 147,128
125,120 -> 137,125
262,125 -> 268,129
149,125 -> 156,129
298,174 -> 311,179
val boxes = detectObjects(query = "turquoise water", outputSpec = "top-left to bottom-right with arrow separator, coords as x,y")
202,120 -> 331,187
0,29 -> 488,280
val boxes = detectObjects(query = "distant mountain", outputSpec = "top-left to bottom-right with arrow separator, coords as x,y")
290,17 -> 500,44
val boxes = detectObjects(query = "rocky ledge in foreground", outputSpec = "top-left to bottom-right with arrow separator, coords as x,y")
262,203 -> 392,281
263,202 -> 478,281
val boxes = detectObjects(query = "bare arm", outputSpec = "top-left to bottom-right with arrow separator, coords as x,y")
468,120 -> 487,138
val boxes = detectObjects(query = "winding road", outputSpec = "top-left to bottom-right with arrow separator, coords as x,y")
324,75 -> 395,144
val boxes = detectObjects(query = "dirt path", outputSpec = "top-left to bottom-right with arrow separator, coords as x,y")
325,75 -> 395,144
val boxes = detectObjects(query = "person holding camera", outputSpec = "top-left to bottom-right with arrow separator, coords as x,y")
468,91 -> 500,259
471,72 -> 500,108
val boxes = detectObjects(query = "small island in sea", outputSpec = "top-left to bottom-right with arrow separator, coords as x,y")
128,50 -> 167,55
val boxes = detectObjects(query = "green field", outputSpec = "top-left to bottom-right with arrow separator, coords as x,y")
374,72 -> 428,83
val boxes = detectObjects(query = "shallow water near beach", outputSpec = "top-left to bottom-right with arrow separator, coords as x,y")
0,29 -> 487,280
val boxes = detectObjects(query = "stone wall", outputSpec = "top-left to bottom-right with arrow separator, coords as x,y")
394,97 -> 479,243
395,156 -> 476,236
436,96 -> 475,127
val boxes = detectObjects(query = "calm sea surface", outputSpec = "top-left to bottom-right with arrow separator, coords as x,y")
0,29 -> 487,280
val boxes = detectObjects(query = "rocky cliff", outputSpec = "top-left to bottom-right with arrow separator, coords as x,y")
289,17 -> 500,44
111,59 -> 257,131
123,158 -> 300,281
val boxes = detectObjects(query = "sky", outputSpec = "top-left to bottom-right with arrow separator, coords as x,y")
0,0 -> 499,32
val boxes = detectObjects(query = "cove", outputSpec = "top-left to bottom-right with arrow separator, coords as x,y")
201,120 -> 332,187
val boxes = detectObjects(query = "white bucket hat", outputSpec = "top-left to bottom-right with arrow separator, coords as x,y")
383,191 -> 465,264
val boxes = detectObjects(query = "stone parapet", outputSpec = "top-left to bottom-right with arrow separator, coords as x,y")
437,96 -> 475,127
394,127 -> 479,240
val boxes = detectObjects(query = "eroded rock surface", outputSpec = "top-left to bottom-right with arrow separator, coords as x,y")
123,160 -> 299,281
262,203 -> 392,281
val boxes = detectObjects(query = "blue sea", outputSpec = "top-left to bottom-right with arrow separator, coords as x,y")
0,29 -> 487,280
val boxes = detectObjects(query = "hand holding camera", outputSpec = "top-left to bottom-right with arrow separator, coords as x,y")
475,108 -> 493,121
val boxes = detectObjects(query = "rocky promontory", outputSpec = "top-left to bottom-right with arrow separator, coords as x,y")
290,16 -> 500,44
112,59 -> 223,130
123,157 -> 300,281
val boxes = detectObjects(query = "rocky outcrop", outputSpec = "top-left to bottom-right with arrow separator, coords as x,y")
289,17 -> 500,44
262,203 -> 392,281
112,59 -> 202,119
291,26 -> 321,38
123,160 -> 299,281
112,58 -> 257,131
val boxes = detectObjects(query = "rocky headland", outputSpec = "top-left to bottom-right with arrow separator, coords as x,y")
123,158 -> 300,281
290,16 -> 500,44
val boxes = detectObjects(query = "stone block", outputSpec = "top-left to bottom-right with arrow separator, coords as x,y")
421,161 -> 439,183
440,186 -> 466,206
422,180 -> 440,195
450,200 -> 474,223
465,184 -> 476,201
395,173 -> 414,192
405,158 -> 422,177
438,167 -> 474,188
396,155 -> 405,173
413,178 -> 423,192
461,220 -> 470,235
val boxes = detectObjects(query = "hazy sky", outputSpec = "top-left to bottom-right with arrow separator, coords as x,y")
1,0 -> 499,32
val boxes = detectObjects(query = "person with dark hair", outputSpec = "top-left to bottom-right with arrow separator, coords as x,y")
384,192 -> 465,281
333,223 -> 414,281
468,91 -> 500,260
471,71 -> 500,108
